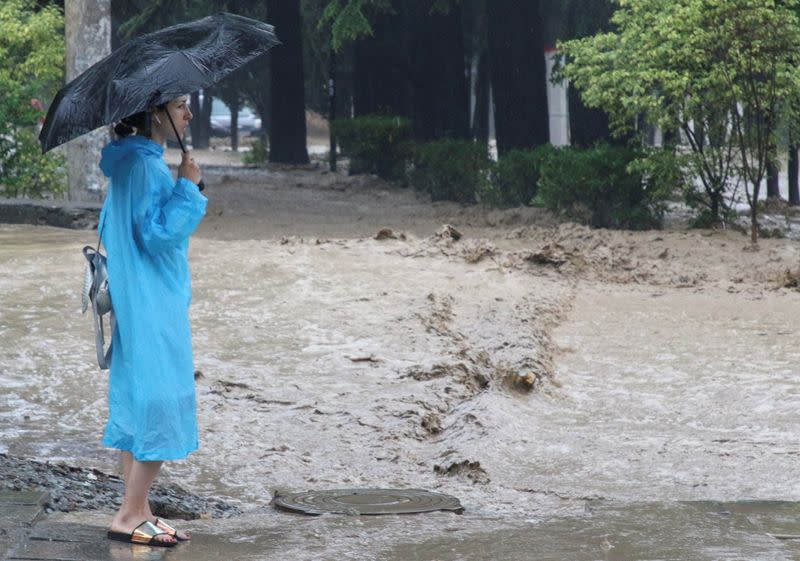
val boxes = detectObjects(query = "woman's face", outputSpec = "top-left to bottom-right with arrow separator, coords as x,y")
156,95 -> 193,140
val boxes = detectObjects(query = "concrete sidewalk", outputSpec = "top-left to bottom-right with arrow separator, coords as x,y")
5,490 -> 800,561
0,489 -> 175,561
0,490 -> 49,560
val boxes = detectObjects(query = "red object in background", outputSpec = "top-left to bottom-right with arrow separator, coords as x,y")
31,98 -> 45,132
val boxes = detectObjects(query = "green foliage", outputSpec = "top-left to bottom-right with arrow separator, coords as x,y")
243,138 -> 269,165
318,0 -> 458,50
0,129 -> 66,198
481,147 -> 553,208
688,207 -> 738,229
0,0 -> 66,197
558,0 -> 800,240
710,0 -> 800,241
332,115 -> 412,180
628,147 -> 692,206
318,0 -> 393,51
535,144 -> 668,230
410,140 -> 491,204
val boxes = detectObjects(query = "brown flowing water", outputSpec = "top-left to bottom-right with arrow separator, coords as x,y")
2,171 -> 800,559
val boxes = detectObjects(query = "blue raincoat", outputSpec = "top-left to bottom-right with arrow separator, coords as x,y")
98,135 -> 207,461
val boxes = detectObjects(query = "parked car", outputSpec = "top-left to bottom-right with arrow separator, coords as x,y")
210,99 -> 261,137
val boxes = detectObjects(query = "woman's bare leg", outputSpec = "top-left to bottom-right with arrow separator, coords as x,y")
110,458 -> 176,544
121,451 -> 133,482
118,451 -> 189,540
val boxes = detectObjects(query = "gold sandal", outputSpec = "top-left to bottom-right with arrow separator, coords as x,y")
154,518 -> 191,541
107,520 -> 177,547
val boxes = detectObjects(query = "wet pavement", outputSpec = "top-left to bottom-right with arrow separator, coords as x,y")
5,496 -> 800,560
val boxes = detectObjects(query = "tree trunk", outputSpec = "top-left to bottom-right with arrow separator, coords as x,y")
267,0 -> 309,164
568,86 -> 614,147
487,0 -> 549,155
432,3 -> 470,139
243,61 -> 271,146
766,158 -> 780,199
710,190 -> 720,221
411,2 -> 469,140
190,91 -> 212,150
329,48 -> 337,172
352,1 -> 469,143
472,49 -> 490,146
189,91 -> 201,146
65,0 -> 111,201
353,10 -> 408,117
352,41 -> 374,116
230,97 -> 239,152
789,145 -> 799,206
562,0 -> 617,147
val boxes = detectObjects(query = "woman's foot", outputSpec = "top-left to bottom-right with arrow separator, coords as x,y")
109,513 -> 177,546
151,517 -> 190,541
139,503 -> 190,541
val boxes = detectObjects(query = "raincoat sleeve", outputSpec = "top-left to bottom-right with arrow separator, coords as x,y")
129,158 -> 207,254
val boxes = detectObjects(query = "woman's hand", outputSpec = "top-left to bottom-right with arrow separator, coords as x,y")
178,151 -> 202,186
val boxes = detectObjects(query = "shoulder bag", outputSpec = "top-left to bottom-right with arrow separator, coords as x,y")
81,212 -> 114,369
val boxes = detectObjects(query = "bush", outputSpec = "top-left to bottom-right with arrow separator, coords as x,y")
410,140 -> 491,204
481,146 -> 554,208
0,129 -> 66,197
535,144 -> 668,230
242,137 -> 268,165
332,115 -> 413,181
0,0 -> 66,198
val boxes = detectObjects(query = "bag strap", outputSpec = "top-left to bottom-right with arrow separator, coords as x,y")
91,209 -> 112,369
96,209 -> 108,252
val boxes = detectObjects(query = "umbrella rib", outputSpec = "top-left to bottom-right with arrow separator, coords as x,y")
178,50 -> 212,82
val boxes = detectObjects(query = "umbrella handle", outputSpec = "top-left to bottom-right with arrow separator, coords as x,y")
164,109 -> 204,191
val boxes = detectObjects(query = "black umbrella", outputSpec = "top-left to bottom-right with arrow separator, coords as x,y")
39,12 -> 279,153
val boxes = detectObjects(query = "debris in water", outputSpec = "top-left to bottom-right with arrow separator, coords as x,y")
767,533 -> 800,540
504,371 -> 539,393
781,268 -> 800,289
461,241 -> 496,263
435,224 -> 462,241
433,459 -> 490,485
346,355 -> 381,363
421,412 -> 443,434
375,228 -> 405,241
525,244 -> 572,267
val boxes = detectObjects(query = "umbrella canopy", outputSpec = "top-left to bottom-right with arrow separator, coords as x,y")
39,12 -> 279,152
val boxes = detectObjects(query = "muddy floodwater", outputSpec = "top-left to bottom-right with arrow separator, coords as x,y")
2,169 -> 800,559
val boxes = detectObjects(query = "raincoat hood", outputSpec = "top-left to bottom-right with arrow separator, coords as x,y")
99,135 -> 164,177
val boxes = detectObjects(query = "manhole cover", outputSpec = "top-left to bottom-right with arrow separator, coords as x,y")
271,488 -> 464,516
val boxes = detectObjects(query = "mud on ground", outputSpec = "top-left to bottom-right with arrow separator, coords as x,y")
1,163 -> 799,522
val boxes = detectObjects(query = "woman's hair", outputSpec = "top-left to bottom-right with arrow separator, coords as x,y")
113,103 -> 168,138
113,111 -> 151,138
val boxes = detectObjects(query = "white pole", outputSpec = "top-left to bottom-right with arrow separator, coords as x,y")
545,48 -> 569,147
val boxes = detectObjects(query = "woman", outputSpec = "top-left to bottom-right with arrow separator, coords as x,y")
98,95 -> 206,547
